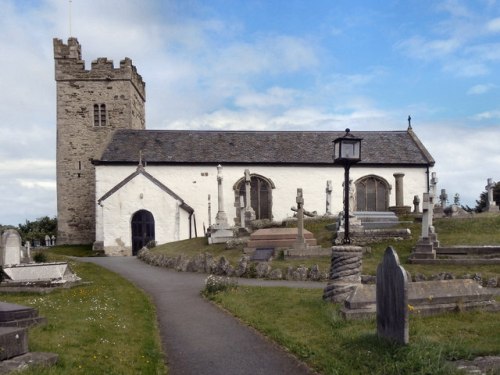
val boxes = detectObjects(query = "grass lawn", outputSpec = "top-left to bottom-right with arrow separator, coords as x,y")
203,213 -> 500,374
0,248 -> 167,375
209,286 -> 500,375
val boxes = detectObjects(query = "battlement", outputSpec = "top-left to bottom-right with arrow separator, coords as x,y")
53,38 -> 146,100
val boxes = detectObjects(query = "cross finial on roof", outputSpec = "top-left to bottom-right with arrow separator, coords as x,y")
137,150 -> 145,171
408,115 -> 412,130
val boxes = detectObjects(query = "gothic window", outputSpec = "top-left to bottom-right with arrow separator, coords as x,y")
355,175 -> 390,211
235,175 -> 274,221
93,103 -> 107,126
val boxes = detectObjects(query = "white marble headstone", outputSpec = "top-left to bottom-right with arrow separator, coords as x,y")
1,229 -> 22,266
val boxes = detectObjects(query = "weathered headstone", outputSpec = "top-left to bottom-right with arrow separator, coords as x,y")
208,165 -> 234,244
207,194 -> 212,227
412,194 -> 420,213
215,165 -> 228,226
486,178 -> 499,212
51,235 -> 56,246
295,188 -> 306,249
44,235 -> 51,247
1,229 -> 22,266
244,169 -> 256,223
410,193 -> 436,259
376,246 -> 409,345
439,189 -> 448,208
239,195 -> 245,228
326,180 -> 333,215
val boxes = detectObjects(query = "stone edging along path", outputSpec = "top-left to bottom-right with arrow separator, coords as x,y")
138,248 -> 500,288
137,248 -> 330,281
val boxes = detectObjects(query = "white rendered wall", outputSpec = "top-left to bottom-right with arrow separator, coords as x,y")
96,173 -> 191,256
96,164 -> 430,248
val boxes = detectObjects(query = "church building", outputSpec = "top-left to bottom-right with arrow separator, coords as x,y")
54,38 -> 435,256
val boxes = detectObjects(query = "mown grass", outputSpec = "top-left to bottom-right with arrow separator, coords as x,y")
0,249 -> 167,374
210,286 -> 500,375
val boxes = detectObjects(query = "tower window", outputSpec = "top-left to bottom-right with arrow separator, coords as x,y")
93,104 -> 107,126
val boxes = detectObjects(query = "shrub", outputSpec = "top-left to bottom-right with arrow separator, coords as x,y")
33,251 -> 47,263
146,240 -> 157,249
202,275 -> 238,297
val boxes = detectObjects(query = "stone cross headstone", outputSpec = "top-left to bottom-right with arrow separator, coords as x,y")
412,195 -> 420,213
439,189 -> 448,208
239,195 -> 245,228
1,229 -> 22,266
421,193 -> 430,238
215,165 -> 228,225
326,180 -> 333,215
430,172 -> 438,197
376,246 -> 409,345
486,178 -> 499,212
244,169 -> 256,222
207,194 -> 212,227
296,188 -> 305,246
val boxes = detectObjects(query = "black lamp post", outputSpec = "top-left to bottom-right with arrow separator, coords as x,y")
333,128 -> 362,244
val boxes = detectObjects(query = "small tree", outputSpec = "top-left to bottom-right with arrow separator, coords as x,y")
18,216 -> 57,244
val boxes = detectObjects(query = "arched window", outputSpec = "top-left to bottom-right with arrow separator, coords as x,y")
234,174 -> 274,222
355,175 -> 391,211
131,210 -> 155,255
93,103 -> 107,126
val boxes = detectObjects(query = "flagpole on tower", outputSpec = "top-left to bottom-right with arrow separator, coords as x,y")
69,0 -> 73,37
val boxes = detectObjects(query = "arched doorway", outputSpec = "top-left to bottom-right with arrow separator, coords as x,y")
355,176 -> 390,211
234,174 -> 274,222
131,210 -> 155,255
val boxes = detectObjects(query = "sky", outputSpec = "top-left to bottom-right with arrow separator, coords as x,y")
1,0 -> 500,226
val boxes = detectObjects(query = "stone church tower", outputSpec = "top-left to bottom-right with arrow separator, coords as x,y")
54,38 -> 146,244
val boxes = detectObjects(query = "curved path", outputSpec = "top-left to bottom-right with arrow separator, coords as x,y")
83,257 -> 325,375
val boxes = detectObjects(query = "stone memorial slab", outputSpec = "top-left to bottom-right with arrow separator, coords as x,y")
2,262 -> 81,283
250,248 -> 274,262
376,246 -> 409,345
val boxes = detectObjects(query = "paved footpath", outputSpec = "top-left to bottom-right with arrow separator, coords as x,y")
83,257 -> 325,375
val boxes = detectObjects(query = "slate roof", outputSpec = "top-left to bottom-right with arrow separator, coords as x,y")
95,128 -> 435,166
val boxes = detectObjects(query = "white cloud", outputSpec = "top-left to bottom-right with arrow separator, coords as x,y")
471,110 -> 500,120
486,17 -> 500,32
17,179 -> 56,190
467,83 -> 495,95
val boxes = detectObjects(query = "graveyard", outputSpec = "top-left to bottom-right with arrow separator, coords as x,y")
1,207 -> 499,373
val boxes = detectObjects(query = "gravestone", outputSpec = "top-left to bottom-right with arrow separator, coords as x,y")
208,166 -> 234,244
44,235 -> 51,247
1,229 -> 22,266
486,178 -> 499,212
294,188 -> 306,250
376,246 -> 409,345
244,169 -> 256,223
325,180 -> 333,215
410,193 -> 436,260
413,195 -> 420,213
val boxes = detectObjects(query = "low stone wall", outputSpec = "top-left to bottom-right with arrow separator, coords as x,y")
137,248 -> 329,281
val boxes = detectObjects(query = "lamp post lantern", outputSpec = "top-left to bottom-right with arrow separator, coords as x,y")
333,128 -> 362,244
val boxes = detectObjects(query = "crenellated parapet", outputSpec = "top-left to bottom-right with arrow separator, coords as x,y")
53,38 -> 146,100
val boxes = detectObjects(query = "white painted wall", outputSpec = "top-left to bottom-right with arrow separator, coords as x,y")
96,172 -> 191,256
95,163 -> 431,251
